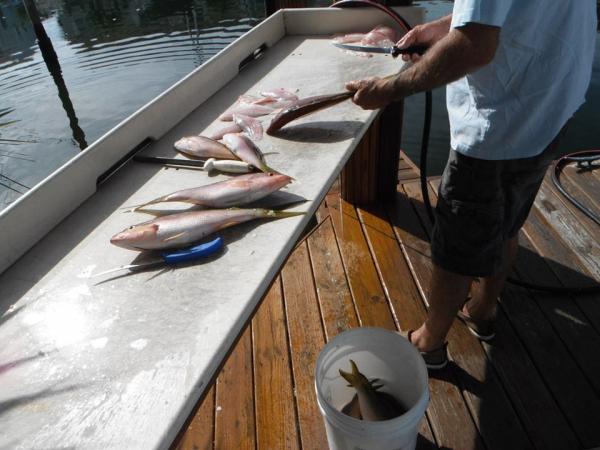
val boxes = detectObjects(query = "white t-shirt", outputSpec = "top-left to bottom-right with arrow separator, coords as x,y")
447,0 -> 597,160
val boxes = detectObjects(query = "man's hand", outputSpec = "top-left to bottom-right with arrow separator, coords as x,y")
345,76 -> 396,110
397,15 -> 452,63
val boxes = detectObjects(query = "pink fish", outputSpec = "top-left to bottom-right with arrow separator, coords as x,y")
207,123 -> 243,141
233,113 -> 264,141
333,25 -> 400,49
219,103 -> 274,121
174,136 -> 237,159
260,88 -> 299,102
222,133 -> 276,173
111,208 -> 304,251
128,173 -> 292,210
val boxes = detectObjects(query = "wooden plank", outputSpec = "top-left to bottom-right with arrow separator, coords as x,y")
522,208 -> 600,332
422,174 -> 598,449
341,125 -> 378,204
373,194 -> 529,450
513,235 -> 600,395
325,193 -> 396,329
377,101 -> 403,200
214,326 -> 256,450
252,277 -> 301,450
543,172 -> 600,242
417,420 -> 438,450
307,217 -> 360,340
481,310 -> 580,450
176,387 -> 216,450
534,180 -> 600,279
281,242 -> 329,450
499,276 -> 600,448
400,150 -> 421,173
398,168 -> 420,182
562,163 -> 600,212
399,158 -> 413,171
357,203 -> 489,450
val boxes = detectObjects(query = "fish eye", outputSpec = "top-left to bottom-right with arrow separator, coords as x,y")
129,226 -> 134,229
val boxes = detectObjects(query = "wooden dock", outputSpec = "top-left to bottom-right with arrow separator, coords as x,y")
173,153 -> 600,450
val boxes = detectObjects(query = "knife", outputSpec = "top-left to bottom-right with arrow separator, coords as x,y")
91,236 -> 224,278
332,42 -> 427,58
133,155 -> 254,174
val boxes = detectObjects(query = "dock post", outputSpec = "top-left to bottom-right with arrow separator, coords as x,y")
265,0 -> 309,16
341,100 -> 403,204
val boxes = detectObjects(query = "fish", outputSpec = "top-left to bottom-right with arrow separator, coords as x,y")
233,113 -> 264,141
110,208 -> 304,251
126,173 -> 292,211
341,394 -> 362,420
339,360 -> 406,421
219,102 -> 274,121
260,88 -> 299,102
361,25 -> 399,47
174,136 -> 237,160
222,133 -> 276,173
333,25 -> 399,47
207,123 -> 243,141
332,33 -> 365,44
266,91 -> 354,135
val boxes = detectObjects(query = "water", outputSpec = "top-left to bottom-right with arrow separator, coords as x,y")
0,0 -> 599,209
0,0 -> 263,207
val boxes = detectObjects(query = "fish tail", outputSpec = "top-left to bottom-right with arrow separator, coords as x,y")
260,209 -> 305,219
131,207 -> 171,217
339,360 -> 369,389
121,196 -> 166,213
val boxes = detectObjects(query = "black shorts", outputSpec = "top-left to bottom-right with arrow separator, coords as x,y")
431,127 -> 566,278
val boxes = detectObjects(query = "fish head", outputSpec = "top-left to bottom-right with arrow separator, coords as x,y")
110,223 -> 159,250
264,172 -> 294,189
174,137 -> 194,152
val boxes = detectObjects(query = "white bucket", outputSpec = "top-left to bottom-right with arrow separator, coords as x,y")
315,327 -> 429,450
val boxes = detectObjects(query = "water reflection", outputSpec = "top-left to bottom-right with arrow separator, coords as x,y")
0,0 -> 263,207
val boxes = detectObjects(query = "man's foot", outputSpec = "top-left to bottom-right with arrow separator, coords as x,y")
457,304 -> 496,341
400,330 -> 448,370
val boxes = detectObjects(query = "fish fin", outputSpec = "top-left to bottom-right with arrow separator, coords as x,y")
350,359 -> 361,377
162,231 -> 188,243
339,368 -> 354,385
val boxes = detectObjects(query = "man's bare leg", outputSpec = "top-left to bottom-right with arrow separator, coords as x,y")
410,235 -> 519,352
410,267 -> 472,352
462,235 -> 519,320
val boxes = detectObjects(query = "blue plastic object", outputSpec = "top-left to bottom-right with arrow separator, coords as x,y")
161,236 -> 224,264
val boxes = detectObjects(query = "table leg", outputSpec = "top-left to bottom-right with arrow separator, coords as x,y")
341,100 -> 404,204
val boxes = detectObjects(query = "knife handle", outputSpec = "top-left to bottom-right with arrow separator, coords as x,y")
392,45 -> 428,58
161,237 -> 224,264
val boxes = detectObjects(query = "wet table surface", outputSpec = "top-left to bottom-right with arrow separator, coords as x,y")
0,35 -> 403,449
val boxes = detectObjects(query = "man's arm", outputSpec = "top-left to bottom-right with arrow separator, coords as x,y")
346,22 -> 500,110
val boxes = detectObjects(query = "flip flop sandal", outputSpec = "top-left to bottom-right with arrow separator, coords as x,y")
399,330 -> 449,370
457,309 -> 496,341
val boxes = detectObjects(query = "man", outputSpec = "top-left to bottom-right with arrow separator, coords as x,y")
346,0 -> 597,369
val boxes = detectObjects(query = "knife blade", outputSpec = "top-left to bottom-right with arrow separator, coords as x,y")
332,42 -> 427,58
